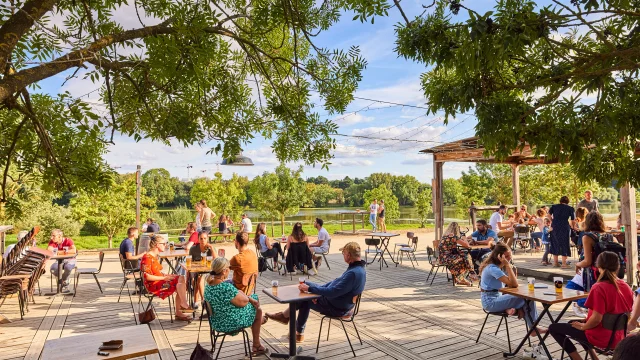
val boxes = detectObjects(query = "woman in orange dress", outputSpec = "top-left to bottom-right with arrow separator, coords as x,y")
140,235 -> 193,321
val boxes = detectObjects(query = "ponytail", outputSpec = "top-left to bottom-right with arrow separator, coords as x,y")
595,251 -> 621,293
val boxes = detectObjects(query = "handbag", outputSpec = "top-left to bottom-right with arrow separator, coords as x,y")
190,310 -> 214,360
138,308 -> 155,324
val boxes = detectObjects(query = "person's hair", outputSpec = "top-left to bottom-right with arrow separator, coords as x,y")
612,334 -> 640,360
585,190 -> 593,195
254,223 -> 266,247
520,204 -> 527,210
596,251 -> 621,292
51,229 -> 63,237
544,217 -> 551,225
242,213 -> 247,217
187,222 -> 196,232
476,219 -> 487,226
536,209 -> 546,217
198,231 -> 208,241
315,218 -> 323,227
479,242 -> 510,275
575,207 -> 588,222
199,199 -> 208,207
146,217 -> 154,222
513,211 -> 522,222
584,210 -> 606,233
235,232 -> 249,246
560,196 -> 570,204
291,222 -> 306,242
499,205 -> 507,211
149,234 -> 159,249
210,257 -> 230,276
127,227 -> 138,237
443,222 -> 461,238
219,214 -> 225,223
380,200 -> 384,203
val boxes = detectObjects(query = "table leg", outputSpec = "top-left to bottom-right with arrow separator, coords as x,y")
380,238 -> 397,265
270,303 -> 316,359
503,302 -> 551,358
57,259 -> 63,294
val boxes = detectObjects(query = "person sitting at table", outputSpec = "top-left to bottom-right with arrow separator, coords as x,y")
479,242 -> 545,335
439,222 -> 477,286
548,251 -> 633,360
467,219 -> 496,273
230,232 -> 259,294
145,217 -> 160,233
140,235 -> 193,321
309,218 -> 330,268
218,214 -> 228,234
266,241 -> 366,343
47,229 -> 77,292
205,257 -> 267,356
284,222 -> 317,276
226,215 -> 235,232
490,205 -> 515,248
529,208 -> 547,251
254,222 -> 285,265
189,231 -> 215,308
178,222 -> 198,251
518,205 -> 532,221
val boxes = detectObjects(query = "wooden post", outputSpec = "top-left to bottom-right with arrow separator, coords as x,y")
511,164 -> 520,209
620,183 -> 637,286
470,204 -> 477,231
271,219 -> 274,237
432,160 -> 444,240
135,165 -> 141,254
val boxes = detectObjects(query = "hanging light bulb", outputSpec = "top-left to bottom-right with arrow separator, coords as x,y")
221,151 -> 254,166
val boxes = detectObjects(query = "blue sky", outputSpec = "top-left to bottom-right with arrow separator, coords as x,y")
36,0 -> 526,183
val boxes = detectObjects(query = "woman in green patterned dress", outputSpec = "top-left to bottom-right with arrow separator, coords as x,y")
204,257 -> 268,355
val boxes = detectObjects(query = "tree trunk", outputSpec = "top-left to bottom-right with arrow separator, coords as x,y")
280,214 -> 285,236
108,235 -> 113,249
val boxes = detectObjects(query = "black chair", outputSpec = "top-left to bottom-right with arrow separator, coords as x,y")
255,244 -> 281,276
203,300 -> 253,360
559,313 -> 628,360
426,241 -> 450,286
364,238 -> 383,271
316,294 -> 363,357
318,238 -> 331,270
117,254 -> 140,303
135,270 -> 174,323
393,232 -> 414,258
73,251 -> 105,296
397,236 -> 419,268
476,309 -> 530,353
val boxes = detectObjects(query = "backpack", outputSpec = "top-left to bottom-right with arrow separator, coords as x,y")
258,257 -> 268,272
584,232 -> 626,284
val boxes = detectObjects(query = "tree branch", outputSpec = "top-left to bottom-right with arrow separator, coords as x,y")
1,116 -> 27,203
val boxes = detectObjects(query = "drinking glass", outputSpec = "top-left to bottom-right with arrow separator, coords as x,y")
63,246 -> 69,255
186,256 -> 192,267
527,277 -> 535,291
553,277 -> 563,293
206,256 -> 212,268
299,277 -> 305,286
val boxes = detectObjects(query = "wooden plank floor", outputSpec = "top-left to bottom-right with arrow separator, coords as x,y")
0,247 -> 595,360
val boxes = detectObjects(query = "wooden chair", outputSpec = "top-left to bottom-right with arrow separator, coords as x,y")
397,236 -> 419,268
203,300 -> 253,360
316,294 -> 363,357
73,251 -> 105,296
364,238 -> 383,271
426,240 -> 450,286
559,313 -> 628,360
0,276 -> 28,320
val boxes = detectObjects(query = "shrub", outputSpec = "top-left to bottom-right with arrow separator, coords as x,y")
17,201 -> 81,243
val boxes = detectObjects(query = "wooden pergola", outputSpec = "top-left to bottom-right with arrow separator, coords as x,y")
421,136 -> 639,284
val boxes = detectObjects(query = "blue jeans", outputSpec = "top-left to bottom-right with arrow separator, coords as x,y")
481,293 -> 538,328
296,297 -> 351,333
566,280 -> 587,308
530,232 -> 542,248
541,243 -> 550,263
369,214 -> 377,231
51,261 -> 76,283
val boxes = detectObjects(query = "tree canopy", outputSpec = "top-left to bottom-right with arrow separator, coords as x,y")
190,172 -> 247,219
394,0 -> 640,186
0,0 -> 392,201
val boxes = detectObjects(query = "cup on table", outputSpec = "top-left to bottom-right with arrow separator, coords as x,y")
554,277 -> 563,293
186,255 -> 192,267
52,248 -> 58,255
527,277 -> 535,291
299,277 -> 305,285
169,242 -> 175,251
62,246 -> 69,255
206,256 -> 212,268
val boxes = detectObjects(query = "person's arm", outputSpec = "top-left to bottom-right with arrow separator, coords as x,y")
497,255 -> 518,288
307,272 -> 355,298
573,311 -> 603,331
229,255 -> 240,272
628,292 -> 640,332
67,241 -> 77,254
229,290 -> 250,307
575,235 -> 593,269
456,238 -> 471,249
47,243 -> 55,251
265,237 -> 273,250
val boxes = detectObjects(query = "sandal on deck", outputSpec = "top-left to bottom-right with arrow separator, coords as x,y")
175,314 -> 192,322
252,345 -> 268,356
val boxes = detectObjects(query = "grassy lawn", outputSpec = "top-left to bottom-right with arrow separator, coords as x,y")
7,222 -> 432,250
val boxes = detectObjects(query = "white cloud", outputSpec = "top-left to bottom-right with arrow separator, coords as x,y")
332,159 -> 374,167
333,144 -> 380,158
401,154 -> 430,165
336,113 -> 375,126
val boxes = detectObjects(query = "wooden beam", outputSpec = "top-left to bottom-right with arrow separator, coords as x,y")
511,164 -> 520,208
621,183 -> 637,286
432,161 -> 444,241
433,149 -> 485,162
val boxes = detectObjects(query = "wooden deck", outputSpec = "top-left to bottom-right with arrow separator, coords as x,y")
0,248 -> 599,360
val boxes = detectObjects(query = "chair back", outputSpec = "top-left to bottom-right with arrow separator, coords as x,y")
350,293 -> 362,318
97,251 -> 105,273
245,272 -> 258,295
325,238 -> 331,252
364,238 -> 380,246
410,236 -> 418,250
432,240 -> 441,258
602,312 -> 629,350
514,225 -> 529,238
406,232 -> 414,239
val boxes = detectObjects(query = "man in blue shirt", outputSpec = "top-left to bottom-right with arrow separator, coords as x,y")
119,227 -> 146,268
467,219 -> 496,272
266,242 -> 366,343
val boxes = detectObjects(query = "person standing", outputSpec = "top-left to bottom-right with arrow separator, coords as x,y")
549,196 -> 576,269
577,190 -> 599,212
218,214 -> 228,234
378,200 -> 386,232
240,213 -> 253,233
47,229 -> 77,291
199,200 -> 215,233
309,218 -> 330,268
369,199 -> 379,232
145,218 -> 160,233
194,202 -> 202,232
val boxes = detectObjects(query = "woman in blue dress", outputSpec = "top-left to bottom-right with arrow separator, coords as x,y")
549,196 -> 576,269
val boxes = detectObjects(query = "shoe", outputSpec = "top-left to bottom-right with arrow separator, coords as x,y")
522,347 -> 535,359
316,257 -> 322,268
572,303 -> 587,318
266,312 -> 289,325
277,260 -> 286,266
309,269 -> 317,276
193,303 -> 200,310
296,334 -> 304,343
533,345 -> 552,360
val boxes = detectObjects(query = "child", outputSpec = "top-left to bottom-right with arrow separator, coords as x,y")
541,218 -> 552,265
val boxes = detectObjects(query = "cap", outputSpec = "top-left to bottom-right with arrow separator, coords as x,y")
339,242 -> 361,257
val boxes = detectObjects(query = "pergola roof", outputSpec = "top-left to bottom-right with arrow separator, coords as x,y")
420,136 -> 640,164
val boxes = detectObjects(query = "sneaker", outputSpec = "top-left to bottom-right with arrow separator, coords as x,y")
522,347 -> 535,359
533,345 -> 552,360
572,303 -> 587,318
309,268 -> 317,276
193,302 -> 200,310
277,260 -> 286,266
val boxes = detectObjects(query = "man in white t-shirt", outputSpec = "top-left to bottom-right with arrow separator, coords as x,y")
309,218 -> 330,268
489,205 -> 514,248
240,213 -> 253,233
369,199 -> 379,232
